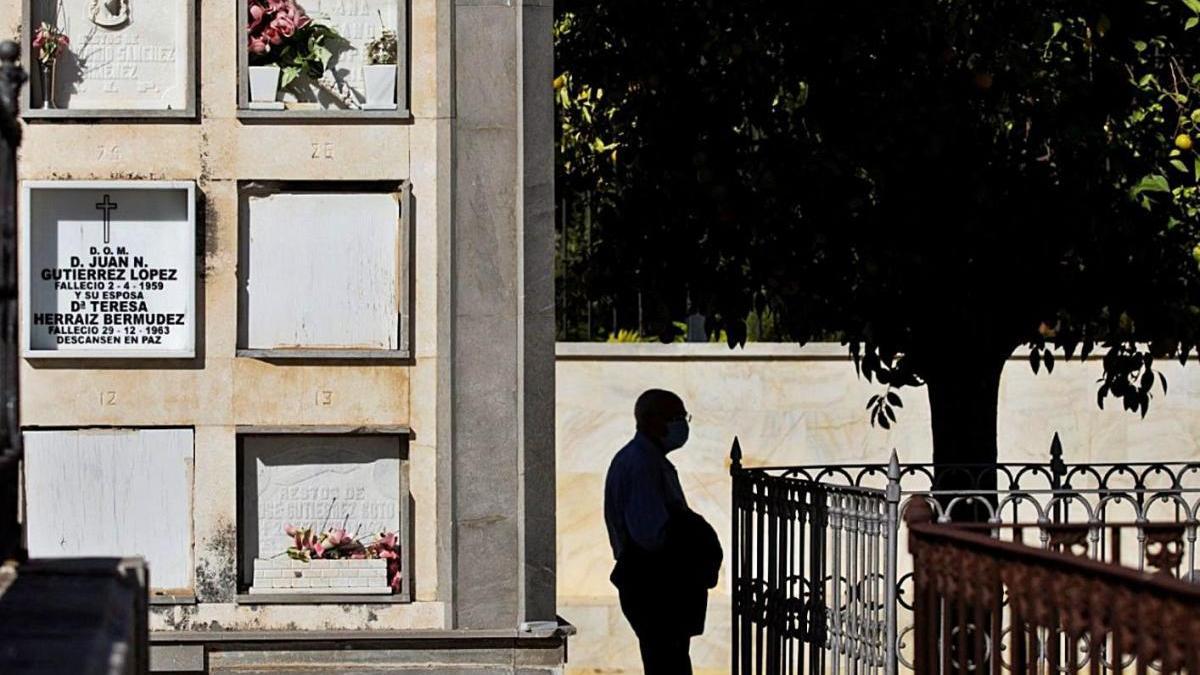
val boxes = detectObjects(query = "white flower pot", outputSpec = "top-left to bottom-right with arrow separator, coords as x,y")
250,558 -> 391,595
248,65 -> 281,103
363,64 -> 397,110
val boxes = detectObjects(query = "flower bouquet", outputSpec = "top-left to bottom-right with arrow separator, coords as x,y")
250,524 -> 401,595
246,0 -> 346,105
32,22 -> 69,109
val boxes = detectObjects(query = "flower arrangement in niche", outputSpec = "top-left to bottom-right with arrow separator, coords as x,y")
32,22 -> 69,65
285,525 -> 402,592
365,13 -> 397,66
31,22 -> 69,109
361,10 -> 398,109
247,0 -> 343,90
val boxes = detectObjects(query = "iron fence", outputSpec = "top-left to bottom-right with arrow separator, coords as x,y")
730,435 -> 1200,674
907,500 -> 1200,674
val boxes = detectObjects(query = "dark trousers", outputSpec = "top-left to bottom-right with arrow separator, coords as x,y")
637,635 -> 692,675
618,582 -> 695,675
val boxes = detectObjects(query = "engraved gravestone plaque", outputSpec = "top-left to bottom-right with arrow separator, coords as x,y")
29,0 -> 192,111
240,435 -> 402,587
22,181 -> 196,358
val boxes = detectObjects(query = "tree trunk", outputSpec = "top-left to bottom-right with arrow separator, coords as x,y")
924,350 -> 1008,521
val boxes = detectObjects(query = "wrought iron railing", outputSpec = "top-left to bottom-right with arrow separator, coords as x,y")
0,41 -> 25,566
907,501 -> 1200,673
730,435 -> 1200,674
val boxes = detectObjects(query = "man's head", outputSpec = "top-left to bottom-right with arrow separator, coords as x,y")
634,389 -> 690,452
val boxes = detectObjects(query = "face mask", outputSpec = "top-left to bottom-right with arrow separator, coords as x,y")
662,419 -> 690,451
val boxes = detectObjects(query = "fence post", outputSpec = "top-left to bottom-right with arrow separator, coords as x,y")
0,40 -> 24,566
730,436 -> 742,675
884,450 -> 901,675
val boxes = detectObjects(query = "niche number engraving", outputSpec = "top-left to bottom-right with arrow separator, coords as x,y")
311,142 -> 335,160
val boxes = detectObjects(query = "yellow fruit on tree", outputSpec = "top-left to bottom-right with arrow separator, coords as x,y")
553,74 -> 566,91
1176,133 -> 1194,151
1193,243 -> 1200,264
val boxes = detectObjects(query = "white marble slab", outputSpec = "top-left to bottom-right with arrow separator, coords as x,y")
22,181 -> 196,358
23,428 -> 194,590
31,0 -> 191,110
242,191 -> 400,351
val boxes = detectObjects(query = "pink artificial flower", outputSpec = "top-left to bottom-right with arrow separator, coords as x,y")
284,525 -> 297,537
31,34 -> 44,49
248,4 -> 266,30
274,14 -> 296,37
262,26 -> 282,46
248,36 -> 268,54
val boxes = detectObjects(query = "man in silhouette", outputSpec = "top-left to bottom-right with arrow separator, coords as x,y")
604,389 -> 722,675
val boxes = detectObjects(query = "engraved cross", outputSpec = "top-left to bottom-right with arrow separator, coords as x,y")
95,194 -> 118,244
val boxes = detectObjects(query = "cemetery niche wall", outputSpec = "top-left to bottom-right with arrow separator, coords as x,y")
21,181 -> 197,359
238,433 -> 411,602
23,0 -> 197,117
237,181 -> 410,358
239,0 -> 408,118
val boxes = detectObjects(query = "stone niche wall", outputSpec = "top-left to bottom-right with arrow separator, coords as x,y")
7,0 -> 446,634
555,342 -> 1200,675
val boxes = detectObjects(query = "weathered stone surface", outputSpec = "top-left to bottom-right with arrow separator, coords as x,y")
450,0 -> 557,629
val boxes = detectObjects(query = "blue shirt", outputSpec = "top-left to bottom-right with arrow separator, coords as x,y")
604,432 -> 689,560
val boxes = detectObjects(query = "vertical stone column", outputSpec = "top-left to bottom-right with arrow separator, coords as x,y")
449,0 -> 556,629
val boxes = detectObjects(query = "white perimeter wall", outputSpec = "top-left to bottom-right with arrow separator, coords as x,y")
555,342 -> 1200,675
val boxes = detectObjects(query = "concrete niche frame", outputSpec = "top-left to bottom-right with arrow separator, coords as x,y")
21,0 -> 198,119
236,0 -> 410,120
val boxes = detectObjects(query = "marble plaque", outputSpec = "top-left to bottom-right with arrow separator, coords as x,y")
30,0 -> 192,111
241,191 -> 401,351
23,429 -> 195,590
22,181 -> 196,358
280,0 -> 400,108
240,435 -> 402,586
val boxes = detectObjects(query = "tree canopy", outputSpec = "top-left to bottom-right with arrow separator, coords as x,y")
556,0 -> 1200,462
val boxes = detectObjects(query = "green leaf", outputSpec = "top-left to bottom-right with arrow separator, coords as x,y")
314,45 -> 333,69
1171,158 -> 1189,172
1131,174 -> 1170,196
1187,16 -> 1199,30
1194,156 -> 1200,181
1133,40 -> 1148,52
281,66 -> 302,88
1184,0 -> 1200,15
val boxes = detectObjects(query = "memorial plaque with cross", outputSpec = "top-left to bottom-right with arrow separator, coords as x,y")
21,181 -> 197,358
